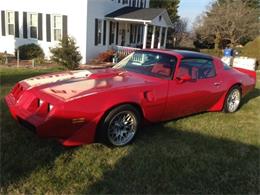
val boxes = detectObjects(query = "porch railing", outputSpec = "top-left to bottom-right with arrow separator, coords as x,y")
112,45 -> 140,57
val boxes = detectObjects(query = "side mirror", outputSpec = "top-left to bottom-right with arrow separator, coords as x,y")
176,75 -> 192,83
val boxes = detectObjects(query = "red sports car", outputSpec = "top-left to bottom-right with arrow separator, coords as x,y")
5,49 -> 256,146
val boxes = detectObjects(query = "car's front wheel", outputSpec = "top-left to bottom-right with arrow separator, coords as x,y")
224,86 -> 242,113
97,104 -> 141,146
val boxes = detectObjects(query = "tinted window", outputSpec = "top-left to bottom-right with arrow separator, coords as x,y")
114,51 -> 177,79
176,58 -> 216,80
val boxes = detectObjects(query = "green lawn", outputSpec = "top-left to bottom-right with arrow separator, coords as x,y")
1,67 -> 260,194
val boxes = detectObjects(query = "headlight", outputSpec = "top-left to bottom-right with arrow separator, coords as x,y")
38,99 -> 43,107
48,104 -> 54,112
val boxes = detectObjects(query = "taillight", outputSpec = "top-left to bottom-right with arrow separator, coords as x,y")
12,84 -> 24,100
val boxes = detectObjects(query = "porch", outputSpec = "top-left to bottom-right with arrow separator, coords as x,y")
105,7 -> 173,50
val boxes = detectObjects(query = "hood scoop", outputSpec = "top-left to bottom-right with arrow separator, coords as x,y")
51,89 -> 67,94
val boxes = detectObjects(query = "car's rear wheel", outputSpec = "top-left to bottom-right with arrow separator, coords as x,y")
224,86 -> 241,113
97,104 -> 141,146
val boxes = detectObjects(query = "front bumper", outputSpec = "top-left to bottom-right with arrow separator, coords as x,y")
5,91 -> 98,146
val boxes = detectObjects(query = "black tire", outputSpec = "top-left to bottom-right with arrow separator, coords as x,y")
96,104 -> 141,146
223,86 -> 242,113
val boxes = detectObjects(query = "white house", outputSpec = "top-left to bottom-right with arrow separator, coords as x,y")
0,0 -> 172,63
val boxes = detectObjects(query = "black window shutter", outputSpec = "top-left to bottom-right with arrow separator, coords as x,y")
23,12 -> 27,38
103,20 -> 106,45
94,19 -> 98,46
109,21 -> 112,45
62,15 -> 67,38
129,0 -> 131,6
46,14 -> 51,42
115,22 -> 119,45
38,13 -> 42,40
1,11 -> 5,36
15,11 -> 19,38
130,24 -> 133,43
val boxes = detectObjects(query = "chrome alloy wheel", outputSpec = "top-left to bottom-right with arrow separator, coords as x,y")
107,111 -> 137,146
227,88 -> 241,112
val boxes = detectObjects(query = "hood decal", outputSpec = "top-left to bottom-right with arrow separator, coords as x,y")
23,70 -> 92,88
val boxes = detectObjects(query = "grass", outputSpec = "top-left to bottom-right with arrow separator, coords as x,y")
0,66 -> 260,194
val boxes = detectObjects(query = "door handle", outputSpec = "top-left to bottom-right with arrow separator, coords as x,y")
214,82 -> 221,86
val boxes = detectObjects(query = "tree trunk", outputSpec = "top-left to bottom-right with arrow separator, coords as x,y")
214,32 -> 221,50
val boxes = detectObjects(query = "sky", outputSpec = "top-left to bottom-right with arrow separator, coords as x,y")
178,0 -> 214,29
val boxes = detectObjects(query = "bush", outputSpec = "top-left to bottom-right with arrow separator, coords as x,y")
96,50 -> 115,63
172,47 -> 200,52
50,36 -> 82,70
241,36 -> 260,61
200,49 -> 223,57
16,44 -> 44,60
0,53 -> 5,64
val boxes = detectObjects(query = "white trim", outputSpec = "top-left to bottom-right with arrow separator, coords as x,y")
151,25 -> 155,48
157,26 -> 162,49
142,23 -> 148,49
107,17 -> 151,24
163,27 -> 168,48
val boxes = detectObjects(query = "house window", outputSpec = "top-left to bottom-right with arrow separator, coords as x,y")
53,15 -> 62,41
95,19 -> 103,45
123,0 -> 128,4
98,20 -> 102,44
28,13 -> 38,39
7,11 -> 15,35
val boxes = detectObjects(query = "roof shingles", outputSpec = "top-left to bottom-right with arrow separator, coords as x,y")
105,7 -> 166,21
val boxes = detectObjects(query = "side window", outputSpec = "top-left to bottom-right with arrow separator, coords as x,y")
176,58 -> 216,80
53,15 -> 62,41
7,11 -> 15,35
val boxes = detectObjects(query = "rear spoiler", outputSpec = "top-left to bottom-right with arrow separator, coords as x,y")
234,67 -> 256,81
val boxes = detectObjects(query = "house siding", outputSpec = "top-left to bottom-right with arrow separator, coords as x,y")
0,0 -> 150,63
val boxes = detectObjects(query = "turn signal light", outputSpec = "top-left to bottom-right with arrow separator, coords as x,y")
72,118 -> 85,124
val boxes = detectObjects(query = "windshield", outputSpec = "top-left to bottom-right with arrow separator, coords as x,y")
113,51 -> 177,79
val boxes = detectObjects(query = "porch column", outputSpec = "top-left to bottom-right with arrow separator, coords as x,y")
163,27 -> 168,48
151,25 -> 156,49
142,23 -> 148,49
157,26 -> 163,49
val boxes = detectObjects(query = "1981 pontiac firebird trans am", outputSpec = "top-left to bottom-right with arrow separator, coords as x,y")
5,49 -> 256,147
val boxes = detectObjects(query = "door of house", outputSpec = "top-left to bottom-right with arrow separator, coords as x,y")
121,29 -> 126,46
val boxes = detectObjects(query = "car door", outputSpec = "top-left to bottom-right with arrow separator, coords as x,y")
162,58 -> 222,121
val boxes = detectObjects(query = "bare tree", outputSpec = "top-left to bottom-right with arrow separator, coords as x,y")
194,0 -> 259,48
170,18 -> 188,47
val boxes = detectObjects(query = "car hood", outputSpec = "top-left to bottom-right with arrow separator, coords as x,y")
21,68 -> 152,101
